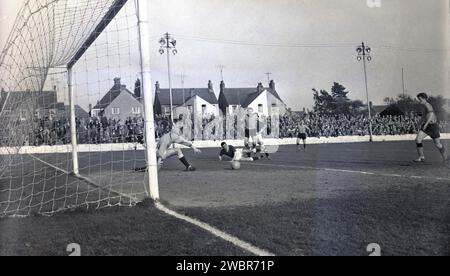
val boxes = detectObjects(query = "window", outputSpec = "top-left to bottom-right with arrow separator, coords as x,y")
187,105 -> 193,113
132,107 -> 140,114
202,104 -> 207,114
34,110 -> 40,119
112,107 -> 120,115
164,106 -> 171,116
271,104 -> 278,112
258,104 -> 264,113
232,105 -> 237,112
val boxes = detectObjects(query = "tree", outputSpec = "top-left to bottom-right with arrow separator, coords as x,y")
428,95 -> 447,121
312,88 -> 335,115
385,94 -> 448,120
349,100 -> 364,115
396,94 -> 418,114
312,82 -> 363,116
331,82 -> 350,114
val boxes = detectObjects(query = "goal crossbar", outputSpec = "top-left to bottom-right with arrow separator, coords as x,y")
67,0 -> 129,69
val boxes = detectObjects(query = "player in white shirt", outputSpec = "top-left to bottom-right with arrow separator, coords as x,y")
244,108 -> 270,159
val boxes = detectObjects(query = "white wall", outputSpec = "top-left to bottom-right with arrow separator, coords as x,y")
181,95 -> 219,117
246,90 -> 286,116
225,104 -> 242,115
103,91 -> 143,121
247,91 -> 269,116
4,134 -> 450,155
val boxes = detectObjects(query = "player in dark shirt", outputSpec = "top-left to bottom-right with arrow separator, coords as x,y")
219,142 -> 256,162
414,93 -> 448,164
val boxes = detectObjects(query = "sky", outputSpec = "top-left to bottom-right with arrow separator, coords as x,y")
0,0 -> 449,111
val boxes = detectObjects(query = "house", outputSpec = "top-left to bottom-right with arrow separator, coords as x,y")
218,80 -> 286,116
370,103 -> 419,117
0,87 -> 59,121
371,104 -> 389,116
154,80 -> 219,118
92,78 -> 143,121
54,103 -> 90,121
378,105 -> 405,117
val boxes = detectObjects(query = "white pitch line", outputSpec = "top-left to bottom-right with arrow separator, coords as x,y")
28,154 -> 137,202
28,154 -> 70,174
155,202 -> 276,257
29,154 -> 275,256
247,162 -> 450,183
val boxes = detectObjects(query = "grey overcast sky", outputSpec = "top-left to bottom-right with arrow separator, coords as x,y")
1,0 -> 449,110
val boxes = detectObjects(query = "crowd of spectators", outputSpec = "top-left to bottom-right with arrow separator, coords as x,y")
25,112 -> 450,146
30,116 -> 147,146
279,113 -> 450,138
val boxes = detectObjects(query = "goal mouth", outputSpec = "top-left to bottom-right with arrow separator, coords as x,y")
0,0 -> 157,218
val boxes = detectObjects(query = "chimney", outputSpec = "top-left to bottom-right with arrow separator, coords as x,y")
114,77 -> 121,86
257,82 -> 264,93
269,80 -> 275,90
155,81 -> 160,93
208,80 -> 213,90
134,79 -> 141,98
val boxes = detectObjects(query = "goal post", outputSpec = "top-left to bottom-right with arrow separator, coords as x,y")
67,67 -> 79,175
136,0 -> 160,201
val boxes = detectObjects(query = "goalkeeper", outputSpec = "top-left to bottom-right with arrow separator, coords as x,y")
136,117 -> 201,172
156,130 -> 201,171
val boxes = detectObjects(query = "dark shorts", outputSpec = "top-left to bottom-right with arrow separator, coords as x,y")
297,133 -> 307,140
423,123 -> 440,139
245,129 -> 257,139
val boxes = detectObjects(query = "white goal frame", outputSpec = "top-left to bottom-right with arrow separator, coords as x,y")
64,0 -> 159,201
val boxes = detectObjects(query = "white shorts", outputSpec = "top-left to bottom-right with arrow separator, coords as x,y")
251,133 -> 264,145
233,148 -> 243,161
157,147 -> 179,160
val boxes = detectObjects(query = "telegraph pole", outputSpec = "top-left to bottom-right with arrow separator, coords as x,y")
219,65 -> 225,82
402,68 -> 406,97
356,42 -> 373,142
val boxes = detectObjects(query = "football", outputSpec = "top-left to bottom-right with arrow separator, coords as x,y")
231,161 -> 241,170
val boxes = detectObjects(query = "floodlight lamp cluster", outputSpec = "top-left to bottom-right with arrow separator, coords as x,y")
356,42 -> 372,62
159,34 -> 178,55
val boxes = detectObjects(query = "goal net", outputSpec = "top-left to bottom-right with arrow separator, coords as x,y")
0,0 -> 153,218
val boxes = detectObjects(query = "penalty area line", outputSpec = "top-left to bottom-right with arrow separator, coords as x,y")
246,162 -> 450,183
155,202 -> 277,257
